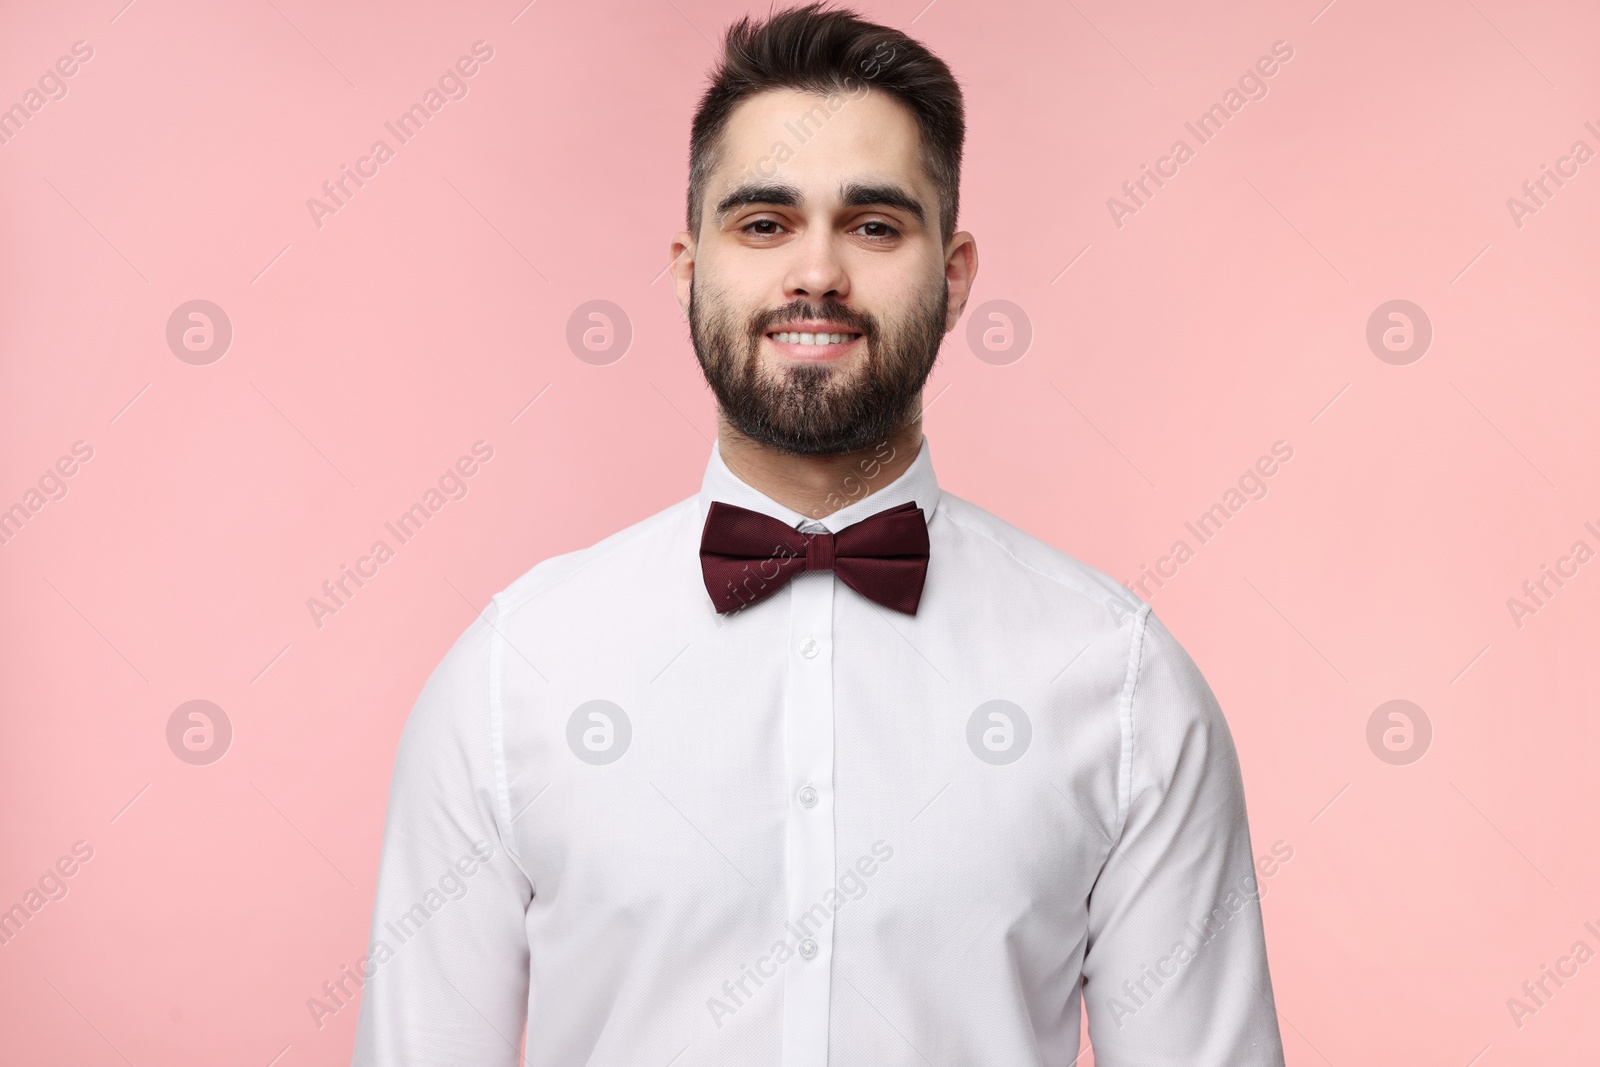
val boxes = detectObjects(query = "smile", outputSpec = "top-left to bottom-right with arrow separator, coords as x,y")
763,328 -> 864,361
767,330 -> 861,345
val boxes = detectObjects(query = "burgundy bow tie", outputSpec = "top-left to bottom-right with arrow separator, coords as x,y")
700,499 -> 930,615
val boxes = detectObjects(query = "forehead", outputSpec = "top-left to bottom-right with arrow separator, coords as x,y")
710,87 -> 929,202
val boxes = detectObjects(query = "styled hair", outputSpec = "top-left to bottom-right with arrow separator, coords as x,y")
686,2 -> 965,244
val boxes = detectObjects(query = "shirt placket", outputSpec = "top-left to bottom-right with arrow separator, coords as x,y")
780,523 -> 837,1067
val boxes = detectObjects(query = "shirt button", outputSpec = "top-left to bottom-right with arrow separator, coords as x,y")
798,938 -> 818,959
799,637 -> 819,658
798,784 -> 818,808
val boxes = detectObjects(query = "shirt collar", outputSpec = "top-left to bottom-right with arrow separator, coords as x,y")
696,432 -> 942,534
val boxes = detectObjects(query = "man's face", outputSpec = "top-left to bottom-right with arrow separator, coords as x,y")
672,87 -> 975,455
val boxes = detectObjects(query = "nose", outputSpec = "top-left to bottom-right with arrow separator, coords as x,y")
782,226 -> 850,304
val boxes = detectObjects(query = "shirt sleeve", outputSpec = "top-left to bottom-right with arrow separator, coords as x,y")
351,598 -> 534,1066
1080,604 -> 1287,1066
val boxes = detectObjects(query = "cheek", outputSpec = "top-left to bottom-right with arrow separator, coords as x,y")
697,262 -> 767,320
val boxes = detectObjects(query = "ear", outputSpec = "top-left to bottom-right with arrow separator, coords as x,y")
669,230 -> 696,320
941,231 -> 979,332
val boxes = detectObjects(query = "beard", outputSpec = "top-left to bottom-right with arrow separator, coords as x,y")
689,272 -> 948,456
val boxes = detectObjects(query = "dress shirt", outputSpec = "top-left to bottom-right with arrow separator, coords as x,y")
350,432 -> 1287,1066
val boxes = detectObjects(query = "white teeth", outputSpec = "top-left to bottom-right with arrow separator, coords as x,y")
771,331 -> 860,345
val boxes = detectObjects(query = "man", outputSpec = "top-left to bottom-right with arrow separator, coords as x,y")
351,4 -> 1288,1064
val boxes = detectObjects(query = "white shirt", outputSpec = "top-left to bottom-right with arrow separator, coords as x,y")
350,432 -> 1287,1066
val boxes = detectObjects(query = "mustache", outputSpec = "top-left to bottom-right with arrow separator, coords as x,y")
749,299 -> 876,340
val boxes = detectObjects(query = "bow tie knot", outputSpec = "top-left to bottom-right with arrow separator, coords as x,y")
804,530 -> 836,572
700,499 -> 930,615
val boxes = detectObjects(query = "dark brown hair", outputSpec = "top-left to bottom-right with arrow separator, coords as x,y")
687,2 -> 966,245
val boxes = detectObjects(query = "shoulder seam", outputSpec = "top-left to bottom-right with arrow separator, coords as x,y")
1114,601 -> 1155,841
484,594 -> 519,867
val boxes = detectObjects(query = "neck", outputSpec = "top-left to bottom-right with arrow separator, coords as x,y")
714,413 -> 924,522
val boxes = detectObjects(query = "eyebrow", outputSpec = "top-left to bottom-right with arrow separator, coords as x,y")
712,179 -> 927,228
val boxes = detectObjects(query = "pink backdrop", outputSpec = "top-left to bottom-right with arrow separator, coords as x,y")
3,0 -> 1597,1063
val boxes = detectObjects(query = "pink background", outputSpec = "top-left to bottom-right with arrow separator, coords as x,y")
2,0 -> 1597,1063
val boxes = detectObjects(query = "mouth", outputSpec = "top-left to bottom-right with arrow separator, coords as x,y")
762,327 -> 865,362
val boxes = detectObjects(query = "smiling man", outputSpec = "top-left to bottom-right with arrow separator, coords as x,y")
679,85 -> 959,476
351,4 -> 1287,1065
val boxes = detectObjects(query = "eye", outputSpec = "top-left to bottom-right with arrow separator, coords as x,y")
738,217 -> 902,242
740,218 -> 786,238
854,220 -> 901,242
